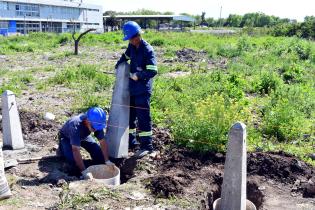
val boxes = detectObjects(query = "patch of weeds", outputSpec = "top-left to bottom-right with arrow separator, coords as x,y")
57,185 -> 121,209
155,196 -> 194,209
48,51 -> 73,61
279,62 -> 304,83
151,38 -> 165,46
0,72 -> 35,95
0,69 -> 8,77
36,81 -> 49,91
72,84 -> 111,113
0,197 -> 22,207
50,64 -> 114,89
251,70 -> 283,94
217,44 -> 240,58
6,174 -> 17,188
171,93 -> 250,152
262,98 -> 313,142
43,65 -> 55,72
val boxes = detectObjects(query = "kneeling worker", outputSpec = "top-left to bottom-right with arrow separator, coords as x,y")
58,107 -> 114,172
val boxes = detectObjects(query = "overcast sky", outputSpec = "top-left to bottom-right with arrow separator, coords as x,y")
88,0 -> 314,21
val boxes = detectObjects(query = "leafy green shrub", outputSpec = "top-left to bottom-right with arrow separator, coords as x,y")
237,36 -> 253,52
57,35 -> 71,45
262,99 -> 311,142
217,44 -> 240,58
288,40 -> 311,60
280,63 -> 304,83
252,71 -> 283,94
8,43 -> 34,52
261,85 -> 314,142
170,93 -> 249,152
151,38 -> 165,46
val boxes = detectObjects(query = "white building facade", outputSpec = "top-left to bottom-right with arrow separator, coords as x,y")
0,0 -> 103,35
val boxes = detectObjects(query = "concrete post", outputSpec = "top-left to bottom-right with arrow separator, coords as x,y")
221,122 -> 247,210
1,90 -> 24,150
0,143 -> 12,200
107,62 -> 130,158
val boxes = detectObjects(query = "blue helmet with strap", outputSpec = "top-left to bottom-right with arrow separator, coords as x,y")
86,107 -> 106,131
122,21 -> 142,41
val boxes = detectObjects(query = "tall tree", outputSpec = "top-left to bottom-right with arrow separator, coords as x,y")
200,12 -> 208,26
225,14 -> 242,27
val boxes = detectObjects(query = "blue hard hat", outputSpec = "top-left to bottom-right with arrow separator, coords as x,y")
86,107 -> 106,131
122,21 -> 142,41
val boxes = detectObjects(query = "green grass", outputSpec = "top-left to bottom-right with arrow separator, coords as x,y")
0,31 -> 314,165
0,71 -> 35,95
48,64 -> 114,112
57,186 -> 121,209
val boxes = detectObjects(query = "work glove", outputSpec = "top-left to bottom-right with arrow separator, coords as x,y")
81,169 -> 93,180
130,73 -> 139,81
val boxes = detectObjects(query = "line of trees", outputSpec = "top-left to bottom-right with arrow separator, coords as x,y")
271,16 -> 315,39
223,13 -> 295,27
103,9 -> 315,39
197,12 -> 315,39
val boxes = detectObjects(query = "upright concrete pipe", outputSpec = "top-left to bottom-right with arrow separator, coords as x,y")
82,165 -> 120,186
107,62 -> 130,158
213,198 -> 256,210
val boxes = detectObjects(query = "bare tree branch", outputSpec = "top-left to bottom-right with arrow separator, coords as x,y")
72,29 -> 96,55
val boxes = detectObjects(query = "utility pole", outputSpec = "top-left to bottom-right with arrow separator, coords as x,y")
219,6 -> 222,27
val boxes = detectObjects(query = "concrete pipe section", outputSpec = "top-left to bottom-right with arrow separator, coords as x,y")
213,198 -> 256,210
82,164 -> 120,186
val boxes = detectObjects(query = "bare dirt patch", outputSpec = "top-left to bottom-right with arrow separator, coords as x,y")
19,110 -> 60,146
145,138 -> 315,209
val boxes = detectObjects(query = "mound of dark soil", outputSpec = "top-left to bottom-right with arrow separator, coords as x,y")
148,175 -> 187,198
152,126 -> 173,152
19,110 -> 60,145
248,152 -> 315,184
169,48 -> 207,62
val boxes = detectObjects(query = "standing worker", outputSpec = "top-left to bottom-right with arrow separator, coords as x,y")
115,21 -> 158,158
58,107 -> 114,173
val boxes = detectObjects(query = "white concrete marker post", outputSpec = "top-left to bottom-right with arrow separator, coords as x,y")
221,122 -> 247,210
0,143 -> 12,200
2,90 -> 24,150
107,62 -> 130,158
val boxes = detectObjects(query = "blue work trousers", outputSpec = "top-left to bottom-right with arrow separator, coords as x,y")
58,134 -> 104,165
129,93 -> 153,151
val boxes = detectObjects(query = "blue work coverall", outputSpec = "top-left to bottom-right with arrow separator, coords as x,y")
58,114 -> 105,165
116,39 -> 158,151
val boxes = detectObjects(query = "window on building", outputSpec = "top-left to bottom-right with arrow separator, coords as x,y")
15,3 -> 40,17
87,9 -> 99,12
0,21 -> 9,29
84,23 -> 100,26
66,22 -> 80,32
0,2 -> 9,10
16,21 -> 40,34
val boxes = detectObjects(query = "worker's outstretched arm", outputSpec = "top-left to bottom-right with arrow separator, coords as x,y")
115,44 -> 131,69
99,139 -> 110,162
136,48 -> 157,80
72,145 -> 85,172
